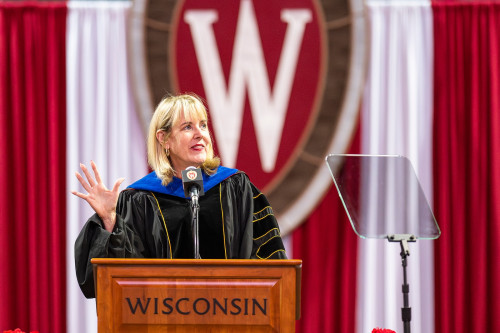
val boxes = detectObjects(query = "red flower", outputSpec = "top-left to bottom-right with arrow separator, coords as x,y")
372,328 -> 396,333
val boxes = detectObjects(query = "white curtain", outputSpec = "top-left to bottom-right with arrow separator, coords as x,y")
65,2 -> 148,332
358,1 -> 434,332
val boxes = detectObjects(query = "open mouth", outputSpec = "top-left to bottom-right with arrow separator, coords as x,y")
191,144 -> 205,151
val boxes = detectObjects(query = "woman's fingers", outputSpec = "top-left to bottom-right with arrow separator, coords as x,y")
72,162 -> 123,228
75,162 -> 124,196
71,190 -> 88,200
75,171 -> 92,193
112,178 -> 126,193
80,163 -> 96,188
90,160 -> 103,185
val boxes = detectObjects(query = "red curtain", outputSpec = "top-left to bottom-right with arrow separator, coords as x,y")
432,2 -> 500,333
0,2 -> 67,332
292,126 -> 360,333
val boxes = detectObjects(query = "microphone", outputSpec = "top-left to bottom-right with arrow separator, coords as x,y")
181,166 -> 204,199
181,166 -> 204,259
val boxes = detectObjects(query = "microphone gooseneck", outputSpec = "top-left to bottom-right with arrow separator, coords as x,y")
181,166 -> 204,259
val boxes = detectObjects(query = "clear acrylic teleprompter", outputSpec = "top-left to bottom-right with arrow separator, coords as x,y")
326,154 -> 441,333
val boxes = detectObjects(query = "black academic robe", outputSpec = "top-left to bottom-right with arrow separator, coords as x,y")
74,170 -> 287,298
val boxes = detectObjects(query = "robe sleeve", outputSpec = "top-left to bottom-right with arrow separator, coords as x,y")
235,173 -> 288,259
250,183 -> 288,259
74,189 -> 150,298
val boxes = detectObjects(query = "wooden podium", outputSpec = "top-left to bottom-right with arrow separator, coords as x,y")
91,258 -> 302,332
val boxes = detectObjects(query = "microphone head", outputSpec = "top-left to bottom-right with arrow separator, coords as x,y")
181,166 -> 204,197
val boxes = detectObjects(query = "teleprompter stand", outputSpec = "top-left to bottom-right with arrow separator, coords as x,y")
388,234 -> 416,333
326,154 -> 441,333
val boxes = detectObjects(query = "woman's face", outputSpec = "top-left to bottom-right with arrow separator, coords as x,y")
165,113 -> 211,173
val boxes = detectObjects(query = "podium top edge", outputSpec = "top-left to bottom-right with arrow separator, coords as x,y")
91,258 -> 302,266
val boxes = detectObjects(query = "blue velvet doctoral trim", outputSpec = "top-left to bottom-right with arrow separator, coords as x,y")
127,166 -> 238,199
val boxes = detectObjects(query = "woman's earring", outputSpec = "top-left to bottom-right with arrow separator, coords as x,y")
166,148 -> 170,157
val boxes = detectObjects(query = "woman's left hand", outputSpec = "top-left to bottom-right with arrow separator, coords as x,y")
71,160 -> 124,232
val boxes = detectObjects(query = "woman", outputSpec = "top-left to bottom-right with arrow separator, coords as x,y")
73,94 -> 287,298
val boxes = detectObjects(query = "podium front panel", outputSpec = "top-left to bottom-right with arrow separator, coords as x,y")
92,259 -> 301,333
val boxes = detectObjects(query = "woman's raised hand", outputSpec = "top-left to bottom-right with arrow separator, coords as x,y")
71,161 -> 125,232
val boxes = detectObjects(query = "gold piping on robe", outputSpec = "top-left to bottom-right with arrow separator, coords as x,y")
253,227 -> 280,241
256,235 -> 279,258
253,213 -> 274,223
254,205 -> 272,215
257,249 -> 287,259
219,184 -> 228,259
253,192 -> 263,199
150,192 -> 173,259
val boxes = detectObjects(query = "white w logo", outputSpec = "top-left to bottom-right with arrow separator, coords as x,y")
184,0 -> 312,172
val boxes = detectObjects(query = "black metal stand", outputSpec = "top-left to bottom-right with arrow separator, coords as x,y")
388,234 -> 416,333
191,193 -> 201,259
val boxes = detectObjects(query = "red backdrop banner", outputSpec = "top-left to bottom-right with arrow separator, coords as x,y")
0,2 -> 67,332
432,2 -> 500,333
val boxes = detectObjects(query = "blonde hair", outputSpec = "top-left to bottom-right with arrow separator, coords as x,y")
147,93 -> 220,186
